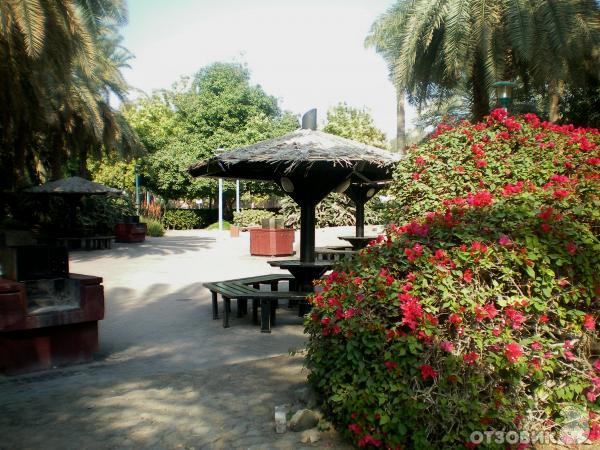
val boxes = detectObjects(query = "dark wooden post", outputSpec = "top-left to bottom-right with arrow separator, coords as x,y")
299,199 -> 316,262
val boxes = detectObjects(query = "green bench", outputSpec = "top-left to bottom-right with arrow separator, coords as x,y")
204,274 -> 309,333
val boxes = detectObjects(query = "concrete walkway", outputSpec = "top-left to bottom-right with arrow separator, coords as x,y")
0,226 -> 380,449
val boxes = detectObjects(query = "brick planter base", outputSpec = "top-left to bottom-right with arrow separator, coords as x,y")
0,274 -> 104,374
249,228 -> 294,256
115,223 -> 147,243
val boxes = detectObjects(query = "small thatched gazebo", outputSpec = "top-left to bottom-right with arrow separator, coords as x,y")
188,111 -> 400,263
25,177 -> 122,195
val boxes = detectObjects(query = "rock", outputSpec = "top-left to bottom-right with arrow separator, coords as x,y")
288,409 -> 320,432
294,386 -> 319,409
299,428 -> 321,444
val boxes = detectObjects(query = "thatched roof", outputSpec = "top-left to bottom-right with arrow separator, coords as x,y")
188,129 -> 401,181
25,176 -> 122,195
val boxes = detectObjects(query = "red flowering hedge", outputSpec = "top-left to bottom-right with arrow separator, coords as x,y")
304,111 -> 600,448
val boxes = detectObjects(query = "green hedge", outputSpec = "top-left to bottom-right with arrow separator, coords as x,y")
162,209 -> 218,230
232,209 -> 275,227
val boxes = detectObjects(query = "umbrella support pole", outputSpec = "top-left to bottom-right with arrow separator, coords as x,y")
355,200 -> 365,237
299,200 -> 316,263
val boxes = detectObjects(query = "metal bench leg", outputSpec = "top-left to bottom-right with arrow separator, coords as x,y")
299,300 -> 311,317
211,291 -> 219,319
270,281 -> 279,309
252,298 -> 259,325
260,298 -> 271,333
237,299 -> 247,317
270,300 -> 277,326
223,296 -> 231,328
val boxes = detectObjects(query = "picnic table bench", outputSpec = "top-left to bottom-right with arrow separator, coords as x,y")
56,235 -> 114,251
204,274 -> 309,333
315,246 -> 355,261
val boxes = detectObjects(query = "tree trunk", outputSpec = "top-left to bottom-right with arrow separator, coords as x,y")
396,89 -> 406,154
549,80 -> 564,123
472,51 -> 490,122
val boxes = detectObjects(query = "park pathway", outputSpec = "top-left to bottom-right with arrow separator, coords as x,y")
0,228 -> 374,449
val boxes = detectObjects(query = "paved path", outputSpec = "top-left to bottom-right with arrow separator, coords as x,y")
0,226 -> 379,449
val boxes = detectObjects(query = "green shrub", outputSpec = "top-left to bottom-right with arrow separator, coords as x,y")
232,209 -> 274,227
162,209 -> 200,229
206,220 -> 231,230
280,193 -> 383,228
141,217 -> 164,237
305,110 -> 600,448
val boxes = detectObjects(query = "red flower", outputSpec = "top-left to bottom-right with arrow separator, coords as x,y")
415,156 -> 426,166
484,303 -> 498,319
449,313 -> 462,325
358,435 -> 382,447
440,341 -> 454,352
553,189 -> 571,200
475,159 -> 487,168
584,314 -> 596,330
505,342 -> 524,363
565,242 -> 577,254
400,297 -> 423,330
505,307 -> 526,329
462,269 -> 473,283
420,364 -> 438,380
463,352 -> 479,366
384,361 -> 398,372
412,172 -> 421,180
498,234 -> 512,246
540,223 -> 552,233
550,174 -> 570,183
539,315 -> 549,323
320,317 -> 331,326
489,108 -> 508,122
348,423 -> 362,435
471,144 -> 486,157
467,190 -> 493,207
531,342 -> 542,351
502,182 -> 523,196
538,206 -> 555,221
586,157 -> 600,165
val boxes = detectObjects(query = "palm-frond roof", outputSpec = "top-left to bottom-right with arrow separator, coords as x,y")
24,176 -> 122,195
188,129 -> 401,182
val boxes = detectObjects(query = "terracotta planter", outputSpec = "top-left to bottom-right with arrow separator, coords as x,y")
230,225 -> 240,238
115,223 -> 147,243
249,228 -> 294,256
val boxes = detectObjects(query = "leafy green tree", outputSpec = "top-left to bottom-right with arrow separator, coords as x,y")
121,62 -> 298,201
367,0 -> 600,123
323,103 -> 388,149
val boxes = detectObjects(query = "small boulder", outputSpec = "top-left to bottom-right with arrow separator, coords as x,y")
288,409 -> 320,432
299,428 -> 321,444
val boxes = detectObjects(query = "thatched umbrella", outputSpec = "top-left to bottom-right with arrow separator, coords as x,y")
188,111 -> 400,262
25,177 -> 123,233
25,177 -> 122,195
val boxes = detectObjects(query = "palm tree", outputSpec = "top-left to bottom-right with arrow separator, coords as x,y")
0,0 -> 139,189
367,0 -> 600,123
366,2 -> 410,154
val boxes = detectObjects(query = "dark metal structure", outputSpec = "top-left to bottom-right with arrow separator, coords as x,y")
188,111 -> 399,263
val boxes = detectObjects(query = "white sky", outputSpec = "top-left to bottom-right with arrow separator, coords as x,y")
121,0 -> 414,140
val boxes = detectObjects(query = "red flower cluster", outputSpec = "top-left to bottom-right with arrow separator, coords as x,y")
420,364 -> 438,380
505,342 -> 524,363
466,190 -> 493,207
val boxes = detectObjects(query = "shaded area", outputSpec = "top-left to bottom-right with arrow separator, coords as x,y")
0,355 -> 351,449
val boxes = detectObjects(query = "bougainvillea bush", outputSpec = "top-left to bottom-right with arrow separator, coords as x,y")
305,111 -> 600,448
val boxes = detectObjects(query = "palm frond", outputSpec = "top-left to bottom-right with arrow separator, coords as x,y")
8,0 -> 45,57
